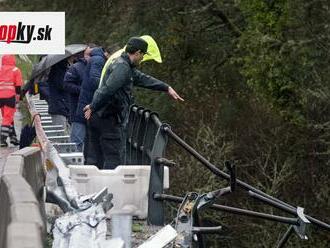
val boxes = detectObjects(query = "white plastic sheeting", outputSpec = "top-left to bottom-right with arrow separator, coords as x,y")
52,205 -> 115,248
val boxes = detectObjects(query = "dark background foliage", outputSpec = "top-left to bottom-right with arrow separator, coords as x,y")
1,0 -> 330,246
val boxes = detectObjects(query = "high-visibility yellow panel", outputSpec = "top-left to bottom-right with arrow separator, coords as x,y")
99,35 -> 162,88
140,35 -> 162,63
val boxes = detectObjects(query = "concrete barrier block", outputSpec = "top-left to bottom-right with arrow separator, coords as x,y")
12,148 -> 47,231
69,165 -> 170,219
6,223 -> 43,248
10,147 -> 40,157
2,156 -> 24,175
0,175 -> 42,248
0,179 -> 11,248
2,175 -> 38,204
10,147 -> 46,202
10,203 -> 44,228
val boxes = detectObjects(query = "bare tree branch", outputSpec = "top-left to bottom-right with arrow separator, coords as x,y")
198,0 -> 242,36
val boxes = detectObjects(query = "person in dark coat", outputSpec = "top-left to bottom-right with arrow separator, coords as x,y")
76,48 -> 109,125
38,79 -> 50,102
63,55 -> 88,150
84,37 -> 184,170
37,55 -> 50,102
47,59 -> 70,131
74,47 -> 111,154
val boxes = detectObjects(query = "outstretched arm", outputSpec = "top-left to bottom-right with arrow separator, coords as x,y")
134,69 -> 184,101
133,69 -> 169,91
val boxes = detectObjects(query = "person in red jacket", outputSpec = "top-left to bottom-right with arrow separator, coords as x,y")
0,55 -> 23,147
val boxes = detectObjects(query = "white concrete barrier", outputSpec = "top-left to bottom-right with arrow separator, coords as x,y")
69,165 -> 169,219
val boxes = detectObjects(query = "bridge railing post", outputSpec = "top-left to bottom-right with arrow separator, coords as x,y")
136,109 -> 151,164
126,105 -> 138,164
147,116 -> 169,225
126,105 -> 170,225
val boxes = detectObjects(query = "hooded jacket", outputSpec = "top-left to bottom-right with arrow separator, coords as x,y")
0,55 -> 23,99
75,48 -> 107,123
90,52 -> 169,124
63,58 -> 87,123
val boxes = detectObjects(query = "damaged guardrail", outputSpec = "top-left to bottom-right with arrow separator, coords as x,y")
25,95 -> 116,247
126,105 -> 330,247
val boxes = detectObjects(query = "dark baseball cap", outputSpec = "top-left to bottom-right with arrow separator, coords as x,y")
127,37 -> 149,54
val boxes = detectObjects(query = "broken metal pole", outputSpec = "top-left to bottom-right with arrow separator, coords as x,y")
276,225 -> 294,248
248,191 -> 330,230
153,193 -> 298,225
163,126 -> 330,231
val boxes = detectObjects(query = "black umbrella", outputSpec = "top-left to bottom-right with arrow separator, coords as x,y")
30,44 -> 87,79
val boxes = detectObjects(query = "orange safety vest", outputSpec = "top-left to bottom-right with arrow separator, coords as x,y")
0,55 -> 23,98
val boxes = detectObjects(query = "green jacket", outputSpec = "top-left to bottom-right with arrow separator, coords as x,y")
90,52 -> 169,123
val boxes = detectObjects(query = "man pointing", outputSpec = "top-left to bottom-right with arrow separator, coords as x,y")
84,37 -> 183,169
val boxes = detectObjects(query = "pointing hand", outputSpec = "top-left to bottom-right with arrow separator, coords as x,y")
168,87 -> 184,102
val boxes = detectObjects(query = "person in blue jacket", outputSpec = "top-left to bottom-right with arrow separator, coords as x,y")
75,46 -> 114,154
63,45 -> 95,151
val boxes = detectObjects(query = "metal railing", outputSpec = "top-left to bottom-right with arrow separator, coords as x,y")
126,105 -> 169,225
126,104 -> 330,247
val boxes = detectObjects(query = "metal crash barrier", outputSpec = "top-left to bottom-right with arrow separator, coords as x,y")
126,105 -> 330,247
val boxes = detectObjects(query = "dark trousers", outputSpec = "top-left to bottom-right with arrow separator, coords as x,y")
85,113 -> 126,170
